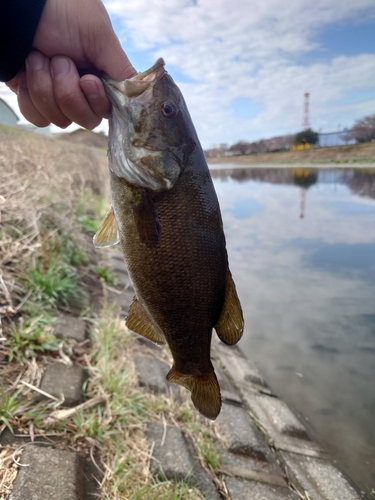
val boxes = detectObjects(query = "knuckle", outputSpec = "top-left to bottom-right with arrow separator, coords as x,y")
56,89 -> 78,109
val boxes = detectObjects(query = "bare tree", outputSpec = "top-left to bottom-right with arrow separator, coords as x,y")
345,114 -> 375,143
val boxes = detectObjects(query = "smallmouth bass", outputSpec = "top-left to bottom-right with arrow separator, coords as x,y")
94,59 -> 243,420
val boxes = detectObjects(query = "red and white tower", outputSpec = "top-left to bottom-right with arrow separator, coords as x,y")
302,92 -> 310,129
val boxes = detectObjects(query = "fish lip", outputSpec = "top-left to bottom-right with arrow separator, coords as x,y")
101,58 -> 166,101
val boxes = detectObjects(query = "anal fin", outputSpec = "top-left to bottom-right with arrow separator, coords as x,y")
215,269 -> 244,345
166,365 -> 221,420
93,207 -> 120,248
126,296 -> 166,345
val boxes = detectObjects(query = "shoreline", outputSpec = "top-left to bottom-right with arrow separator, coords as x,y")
208,161 -> 375,169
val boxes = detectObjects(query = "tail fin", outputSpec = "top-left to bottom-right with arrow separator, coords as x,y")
166,365 -> 221,420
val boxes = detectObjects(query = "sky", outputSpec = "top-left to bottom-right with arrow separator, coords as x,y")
1,0 -> 375,149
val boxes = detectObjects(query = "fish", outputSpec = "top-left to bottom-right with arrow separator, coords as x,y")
93,58 -> 243,420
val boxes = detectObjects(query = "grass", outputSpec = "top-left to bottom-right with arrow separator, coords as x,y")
92,265 -> 119,285
69,309 -> 219,499
0,388 -> 25,432
5,315 -> 59,363
26,259 -> 81,309
0,126 -> 222,499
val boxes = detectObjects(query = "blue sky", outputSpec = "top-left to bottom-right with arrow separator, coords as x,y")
1,0 -> 374,149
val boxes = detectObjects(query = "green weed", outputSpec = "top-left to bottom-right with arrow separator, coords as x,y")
78,215 -> 101,234
92,266 -> 118,285
0,388 -> 24,431
129,478 -> 204,499
26,258 -> 80,308
6,315 -> 59,363
187,422 -> 220,469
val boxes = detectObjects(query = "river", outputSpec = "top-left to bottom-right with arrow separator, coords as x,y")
210,165 -> 375,498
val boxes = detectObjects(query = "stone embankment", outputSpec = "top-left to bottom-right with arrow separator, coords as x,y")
3,249 -> 362,500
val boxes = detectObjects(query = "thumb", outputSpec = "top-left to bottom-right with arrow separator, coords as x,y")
83,7 -> 137,81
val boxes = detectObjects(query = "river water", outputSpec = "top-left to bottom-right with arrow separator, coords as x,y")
210,165 -> 375,498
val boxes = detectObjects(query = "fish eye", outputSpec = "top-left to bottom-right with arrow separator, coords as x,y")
161,100 -> 177,118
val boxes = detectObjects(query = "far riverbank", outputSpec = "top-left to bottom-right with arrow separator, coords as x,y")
206,141 -> 375,166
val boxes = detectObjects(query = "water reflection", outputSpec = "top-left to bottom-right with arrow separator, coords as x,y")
210,166 -> 375,498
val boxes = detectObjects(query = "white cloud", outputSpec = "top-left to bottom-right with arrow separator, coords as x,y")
104,0 -> 375,147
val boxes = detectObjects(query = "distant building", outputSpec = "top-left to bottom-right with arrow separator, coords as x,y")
0,98 -> 19,126
211,143 -> 228,150
318,130 -> 355,147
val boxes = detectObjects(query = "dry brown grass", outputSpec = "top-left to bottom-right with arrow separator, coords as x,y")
0,124 -> 108,317
0,125 -> 222,499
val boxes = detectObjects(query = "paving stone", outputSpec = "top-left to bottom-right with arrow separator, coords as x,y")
54,315 -> 86,342
104,285 -> 129,315
240,390 -> 323,457
146,422 -> 220,500
40,360 -> 88,407
183,432 -> 222,500
10,446 -> 84,500
135,335 -> 164,352
219,448 -> 286,486
217,402 -> 271,461
147,422 -> 192,479
279,451 -> 361,500
212,338 -> 267,388
225,476 -> 299,500
212,360 -> 242,405
134,355 -> 180,399
80,272 -> 103,312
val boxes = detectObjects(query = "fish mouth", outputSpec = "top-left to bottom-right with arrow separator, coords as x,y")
101,58 -> 166,103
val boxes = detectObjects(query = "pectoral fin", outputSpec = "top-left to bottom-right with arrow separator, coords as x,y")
126,296 -> 166,345
93,207 -> 120,248
166,365 -> 221,420
214,269 -> 244,345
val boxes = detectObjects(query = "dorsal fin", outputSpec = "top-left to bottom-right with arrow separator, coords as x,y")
93,207 -> 120,248
214,269 -> 244,345
126,296 -> 166,345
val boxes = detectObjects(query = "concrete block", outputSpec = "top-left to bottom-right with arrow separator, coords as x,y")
54,315 -> 86,342
10,446 -> 83,500
280,452 -> 361,500
212,360 -> 242,405
104,285 -> 130,316
146,421 -> 194,480
146,422 -> 220,499
134,355 -> 170,394
213,339 -> 267,388
225,476 -> 299,500
40,360 -> 88,407
241,389 -> 323,457
135,336 -> 163,352
258,395 -> 310,440
217,403 -> 271,461
219,448 -> 286,487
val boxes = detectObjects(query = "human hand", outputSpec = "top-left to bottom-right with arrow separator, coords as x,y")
6,0 -> 136,129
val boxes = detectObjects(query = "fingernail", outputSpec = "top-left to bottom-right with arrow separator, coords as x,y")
82,80 -> 100,99
27,51 -> 45,71
51,57 -> 71,78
